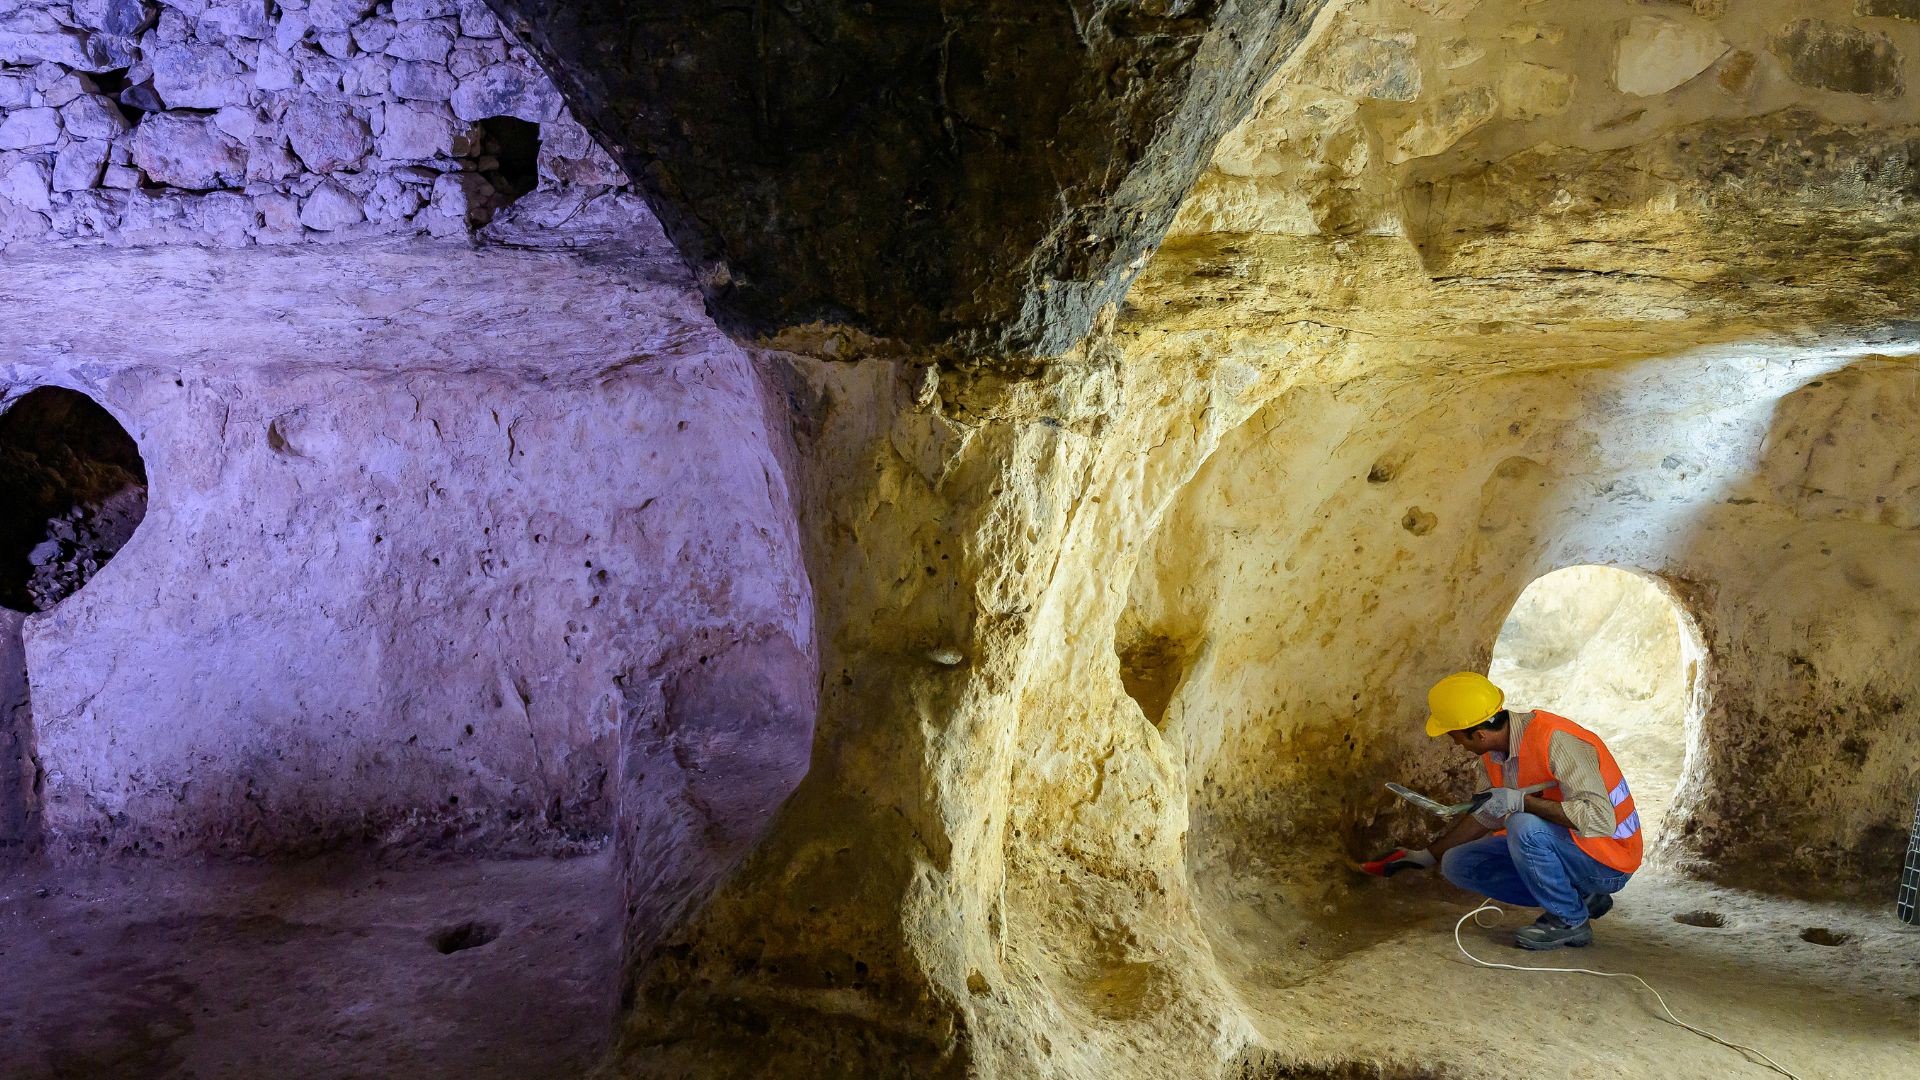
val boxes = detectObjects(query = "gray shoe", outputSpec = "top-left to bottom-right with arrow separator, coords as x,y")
1586,893 -> 1614,921
1515,917 -> 1593,950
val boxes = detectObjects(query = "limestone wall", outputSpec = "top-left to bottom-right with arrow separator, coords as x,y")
593,3 -> 1920,1075
1142,345 -> 1920,977
0,0 -> 635,248
1174,0 -> 1920,241
0,240 -> 816,924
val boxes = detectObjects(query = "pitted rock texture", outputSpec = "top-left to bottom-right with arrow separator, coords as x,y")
488,0 -> 1327,357
1771,19 -> 1906,98
0,0 -> 636,249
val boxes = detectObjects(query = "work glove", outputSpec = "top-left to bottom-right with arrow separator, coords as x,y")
1360,848 -> 1436,877
1472,786 -> 1527,829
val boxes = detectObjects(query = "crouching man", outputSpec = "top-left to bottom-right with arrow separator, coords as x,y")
1365,672 -> 1643,950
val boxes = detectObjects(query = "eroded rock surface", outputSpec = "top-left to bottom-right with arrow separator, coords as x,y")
602,1 -> 1920,1075
5,0 -> 1920,1077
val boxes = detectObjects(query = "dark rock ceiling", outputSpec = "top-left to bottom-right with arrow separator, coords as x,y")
486,0 -> 1322,357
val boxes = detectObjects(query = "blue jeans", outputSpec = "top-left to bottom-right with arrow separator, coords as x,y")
1440,812 -> 1633,926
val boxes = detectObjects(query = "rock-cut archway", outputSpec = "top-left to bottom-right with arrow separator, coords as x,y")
1488,565 -> 1706,859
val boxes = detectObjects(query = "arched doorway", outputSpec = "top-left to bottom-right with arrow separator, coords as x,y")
1488,565 -> 1702,855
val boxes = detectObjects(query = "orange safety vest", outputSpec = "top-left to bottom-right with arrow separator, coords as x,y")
1483,710 -> 1643,873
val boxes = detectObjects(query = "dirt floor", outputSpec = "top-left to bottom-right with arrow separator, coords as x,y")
1236,870 -> 1920,1080
5,847 -> 1915,1080
0,852 -> 620,1080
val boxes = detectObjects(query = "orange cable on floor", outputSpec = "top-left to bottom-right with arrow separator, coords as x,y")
1452,903 -> 1804,1080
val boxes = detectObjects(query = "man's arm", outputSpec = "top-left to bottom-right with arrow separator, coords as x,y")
1521,795 -> 1580,831
1430,810 -> 1490,859
1361,798 -> 1490,877
1545,731 -> 1619,838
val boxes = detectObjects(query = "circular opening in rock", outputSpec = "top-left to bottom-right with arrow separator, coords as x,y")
1673,910 -> 1726,928
1489,565 -> 1702,855
1799,927 -> 1855,947
0,387 -> 148,613
430,920 -> 500,954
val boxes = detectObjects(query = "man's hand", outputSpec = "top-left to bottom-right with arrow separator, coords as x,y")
1472,786 -> 1526,829
1360,848 -> 1436,877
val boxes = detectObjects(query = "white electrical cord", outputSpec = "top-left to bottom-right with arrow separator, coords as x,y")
1453,903 -> 1805,1080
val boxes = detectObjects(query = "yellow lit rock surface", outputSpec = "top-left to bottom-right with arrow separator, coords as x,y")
614,1 -> 1920,1076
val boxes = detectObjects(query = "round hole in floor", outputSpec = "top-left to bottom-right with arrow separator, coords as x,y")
1672,910 -> 1726,928
1799,927 -> 1855,947
430,920 -> 500,954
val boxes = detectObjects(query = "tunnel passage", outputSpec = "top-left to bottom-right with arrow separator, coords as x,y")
0,387 -> 147,614
1106,343 -> 1920,1023
1488,565 -> 1703,856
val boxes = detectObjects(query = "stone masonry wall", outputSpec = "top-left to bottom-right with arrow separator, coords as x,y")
0,0 -> 634,248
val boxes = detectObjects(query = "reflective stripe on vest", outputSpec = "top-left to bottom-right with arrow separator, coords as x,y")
1482,710 -> 1643,874
1608,777 -> 1642,839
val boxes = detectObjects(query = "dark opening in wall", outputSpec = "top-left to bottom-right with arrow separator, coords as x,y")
1116,630 -> 1191,732
0,388 -> 148,613
89,68 -> 149,127
475,116 -> 541,206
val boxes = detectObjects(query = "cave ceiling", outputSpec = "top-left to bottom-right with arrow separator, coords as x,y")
484,0 -> 1323,358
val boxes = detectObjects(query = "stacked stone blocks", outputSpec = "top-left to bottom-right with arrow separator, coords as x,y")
0,0 -> 632,247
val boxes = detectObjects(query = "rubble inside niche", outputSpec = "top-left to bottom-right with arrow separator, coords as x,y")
0,0 -> 640,248
24,483 -> 145,611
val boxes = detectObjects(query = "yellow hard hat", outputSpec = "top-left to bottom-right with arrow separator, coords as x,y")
1424,672 -> 1505,737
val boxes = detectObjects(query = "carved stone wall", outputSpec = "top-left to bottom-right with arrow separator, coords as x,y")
0,0 -> 635,248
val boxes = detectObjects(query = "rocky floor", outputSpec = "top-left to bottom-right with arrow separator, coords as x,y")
0,852 -> 619,1080
1236,870 -> 1920,1080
